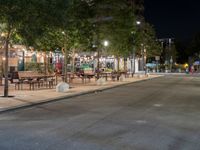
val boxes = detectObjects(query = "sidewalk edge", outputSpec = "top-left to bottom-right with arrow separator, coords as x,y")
0,76 -> 162,114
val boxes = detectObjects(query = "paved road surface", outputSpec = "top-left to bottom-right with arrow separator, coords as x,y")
0,75 -> 200,150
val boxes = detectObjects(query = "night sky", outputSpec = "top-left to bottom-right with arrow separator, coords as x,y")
144,0 -> 200,41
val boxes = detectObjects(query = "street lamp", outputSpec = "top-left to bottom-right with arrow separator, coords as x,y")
96,40 -> 109,79
62,31 -> 68,82
136,21 -> 141,25
103,40 -> 109,70
103,40 -> 109,47
131,20 -> 141,76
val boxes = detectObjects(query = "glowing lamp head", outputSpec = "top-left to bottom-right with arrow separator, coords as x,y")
104,40 -> 109,47
136,21 -> 141,25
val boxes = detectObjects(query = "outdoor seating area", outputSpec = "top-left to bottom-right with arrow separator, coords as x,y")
3,69 -> 135,91
61,70 -> 129,84
12,71 -> 56,90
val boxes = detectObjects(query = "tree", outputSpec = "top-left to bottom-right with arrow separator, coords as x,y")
175,40 -> 189,64
0,0 -> 68,97
0,0 -> 29,97
89,0 -> 139,78
134,23 -> 161,58
188,32 -> 200,63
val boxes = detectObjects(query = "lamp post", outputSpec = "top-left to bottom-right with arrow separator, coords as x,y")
103,40 -> 109,70
96,40 -> 109,79
132,21 -> 141,76
62,31 -> 68,82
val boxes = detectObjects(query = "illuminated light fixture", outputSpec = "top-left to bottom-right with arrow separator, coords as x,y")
92,44 -> 97,48
103,40 -> 109,47
136,21 -> 141,25
2,57 -> 6,61
184,63 -> 189,68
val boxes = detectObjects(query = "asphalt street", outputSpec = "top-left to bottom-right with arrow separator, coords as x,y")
0,75 -> 200,150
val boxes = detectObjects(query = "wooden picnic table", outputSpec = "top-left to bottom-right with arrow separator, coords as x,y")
81,73 -> 95,83
62,72 -> 81,83
16,74 -> 55,90
99,72 -> 112,81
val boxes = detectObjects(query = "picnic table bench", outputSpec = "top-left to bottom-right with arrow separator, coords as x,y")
13,71 -> 55,90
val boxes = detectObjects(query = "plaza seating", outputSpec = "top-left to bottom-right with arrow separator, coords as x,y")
13,71 -> 55,90
74,70 -> 95,83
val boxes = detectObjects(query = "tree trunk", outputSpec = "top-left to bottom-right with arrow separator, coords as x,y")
3,25 -> 11,97
44,50 -> 47,75
97,48 -> 100,79
124,57 -> 127,71
132,54 -> 135,77
0,58 -> 2,86
72,48 -> 75,73
64,44 -> 68,82
117,56 -> 120,81
4,37 -> 10,97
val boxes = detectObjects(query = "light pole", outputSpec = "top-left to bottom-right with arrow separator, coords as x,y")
96,40 -> 109,79
62,31 -> 68,82
103,40 -> 109,70
132,21 -> 141,76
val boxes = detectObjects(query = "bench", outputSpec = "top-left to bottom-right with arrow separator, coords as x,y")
14,71 -> 55,90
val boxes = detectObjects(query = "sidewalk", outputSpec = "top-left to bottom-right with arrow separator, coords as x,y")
0,75 -> 161,112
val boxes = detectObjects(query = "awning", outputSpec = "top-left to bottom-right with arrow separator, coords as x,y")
146,63 -> 156,68
193,61 -> 200,65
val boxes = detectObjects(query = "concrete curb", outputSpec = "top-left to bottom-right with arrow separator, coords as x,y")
0,76 -> 162,114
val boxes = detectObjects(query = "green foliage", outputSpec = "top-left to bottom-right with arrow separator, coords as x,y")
90,0 -> 137,57
134,23 -> 162,57
0,0 -> 160,59
188,32 -> 200,62
25,62 -> 43,73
